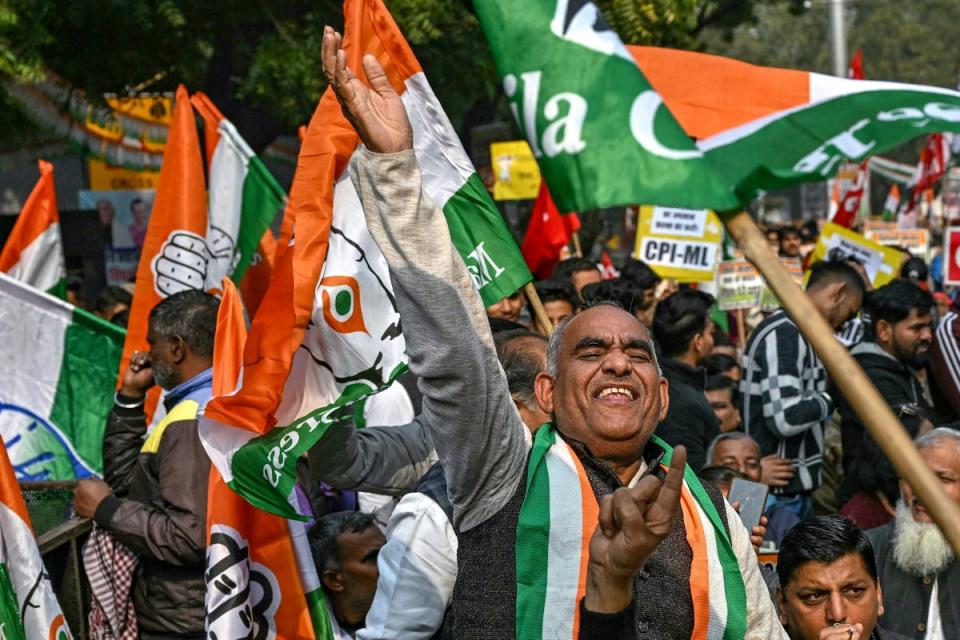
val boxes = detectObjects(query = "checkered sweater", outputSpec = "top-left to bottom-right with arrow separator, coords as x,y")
740,310 -> 832,494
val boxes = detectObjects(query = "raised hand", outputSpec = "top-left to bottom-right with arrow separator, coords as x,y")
761,453 -> 795,487
584,446 -> 687,613
321,26 -> 413,154
121,350 -> 155,398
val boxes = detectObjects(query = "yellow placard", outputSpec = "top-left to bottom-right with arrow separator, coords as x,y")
87,158 -> 161,191
491,140 -> 541,201
633,205 -> 722,282
810,222 -> 906,288
106,95 -> 173,125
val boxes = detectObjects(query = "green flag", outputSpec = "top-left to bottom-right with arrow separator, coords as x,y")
473,0 -> 741,213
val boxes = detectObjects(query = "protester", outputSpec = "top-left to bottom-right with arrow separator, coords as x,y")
94,284 -> 132,325
777,515 -> 910,640
836,280 -> 936,528
766,226 -> 781,251
706,352 -> 741,381
319,31 -> 782,637
619,258 -> 661,309
484,287 -> 524,323
699,465 -> 747,498
711,331 -> 738,359
73,289 -> 218,638
706,373 -> 742,432
868,427 -> 960,639
652,289 -> 721,471
553,256 -> 601,293
309,511 -> 386,639
741,260 -> 865,519
531,278 -> 578,335
900,256 -> 929,290
707,431 -> 799,544
779,226 -> 802,259
930,291 -> 960,420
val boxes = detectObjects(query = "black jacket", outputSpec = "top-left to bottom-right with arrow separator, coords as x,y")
95,394 -> 210,636
655,358 -> 720,472
868,523 -> 960,639
835,342 -> 935,506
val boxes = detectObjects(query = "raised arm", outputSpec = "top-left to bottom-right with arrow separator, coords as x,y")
322,28 -> 527,531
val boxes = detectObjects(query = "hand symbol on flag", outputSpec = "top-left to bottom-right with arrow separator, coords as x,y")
152,230 -> 208,296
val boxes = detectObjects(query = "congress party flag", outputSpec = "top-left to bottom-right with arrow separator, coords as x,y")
0,160 -> 65,295
204,280 -> 328,639
0,431 -> 71,639
119,87 -> 284,419
0,272 -> 124,481
199,0 -> 529,518
628,45 -> 960,203
473,0 -> 739,214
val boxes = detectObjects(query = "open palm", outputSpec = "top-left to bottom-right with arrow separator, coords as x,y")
321,26 -> 412,154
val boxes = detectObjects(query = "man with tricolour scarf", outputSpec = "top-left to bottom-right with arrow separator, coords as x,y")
319,27 -> 783,639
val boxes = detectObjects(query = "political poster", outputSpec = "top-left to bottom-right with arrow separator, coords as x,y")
87,157 -> 160,191
633,206 -> 723,282
760,257 -> 804,312
717,260 -> 763,311
864,228 -> 930,260
490,140 -> 541,201
77,189 -> 154,250
810,222 -> 904,288
944,227 -> 960,286
862,220 -> 898,235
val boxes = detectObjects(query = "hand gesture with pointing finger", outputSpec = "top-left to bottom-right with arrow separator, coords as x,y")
321,26 -> 412,154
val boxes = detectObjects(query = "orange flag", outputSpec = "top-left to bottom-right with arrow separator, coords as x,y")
238,228 -> 278,317
0,159 -> 64,294
204,279 -> 323,638
117,85 -> 208,418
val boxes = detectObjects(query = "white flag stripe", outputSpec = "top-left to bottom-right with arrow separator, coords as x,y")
6,223 -> 64,293
206,121 -> 252,290
542,441 -> 582,639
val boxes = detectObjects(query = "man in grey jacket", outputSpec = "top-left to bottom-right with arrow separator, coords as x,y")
319,26 -> 783,638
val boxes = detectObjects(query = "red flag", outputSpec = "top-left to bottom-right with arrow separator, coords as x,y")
521,183 -> 580,279
600,250 -> 618,279
831,50 -> 867,228
906,133 -> 951,215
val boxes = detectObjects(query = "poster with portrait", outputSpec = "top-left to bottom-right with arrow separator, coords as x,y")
78,190 -> 155,249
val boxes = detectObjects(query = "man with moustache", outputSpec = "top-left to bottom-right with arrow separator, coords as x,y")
867,428 -> 960,639
835,281 -> 936,526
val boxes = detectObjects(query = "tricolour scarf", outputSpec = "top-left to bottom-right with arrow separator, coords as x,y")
515,424 -> 747,639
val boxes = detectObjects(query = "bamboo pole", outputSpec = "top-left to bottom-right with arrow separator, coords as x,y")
723,209 -> 960,554
524,281 -> 554,335
735,308 -> 747,351
572,231 -> 583,258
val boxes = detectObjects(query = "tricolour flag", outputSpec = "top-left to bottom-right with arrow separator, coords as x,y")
204,279 -> 327,639
0,272 -> 124,481
831,51 -> 869,229
0,160 -> 65,295
199,0 -> 531,518
521,183 -> 580,279
0,423 -> 71,639
119,87 -> 285,419
882,184 -> 901,219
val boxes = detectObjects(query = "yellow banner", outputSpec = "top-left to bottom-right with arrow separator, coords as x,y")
87,158 -> 160,191
633,205 -> 722,282
810,222 -> 905,288
491,140 -> 541,201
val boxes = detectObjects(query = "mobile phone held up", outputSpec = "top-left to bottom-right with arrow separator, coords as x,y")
728,478 -> 768,531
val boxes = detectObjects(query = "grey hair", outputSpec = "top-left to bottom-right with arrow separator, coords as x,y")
706,431 -> 759,467
148,289 -> 219,357
916,427 -> 960,451
545,301 -> 660,378
308,511 -> 377,577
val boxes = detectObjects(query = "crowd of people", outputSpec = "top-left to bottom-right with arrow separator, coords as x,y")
64,32 -> 960,640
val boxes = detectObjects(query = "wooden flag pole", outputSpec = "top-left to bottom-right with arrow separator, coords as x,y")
735,308 -> 747,350
524,282 -> 554,334
572,232 -> 583,258
723,209 -> 960,554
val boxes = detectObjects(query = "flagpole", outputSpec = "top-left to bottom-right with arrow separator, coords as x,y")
524,282 -> 554,334
571,231 -> 583,258
723,209 -> 960,554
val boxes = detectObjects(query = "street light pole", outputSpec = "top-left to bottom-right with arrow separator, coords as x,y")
829,0 -> 848,77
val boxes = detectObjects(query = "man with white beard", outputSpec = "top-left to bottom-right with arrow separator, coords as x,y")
867,427 -> 960,639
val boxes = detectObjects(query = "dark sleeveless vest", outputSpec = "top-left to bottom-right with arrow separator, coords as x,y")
452,435 -> 730,639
